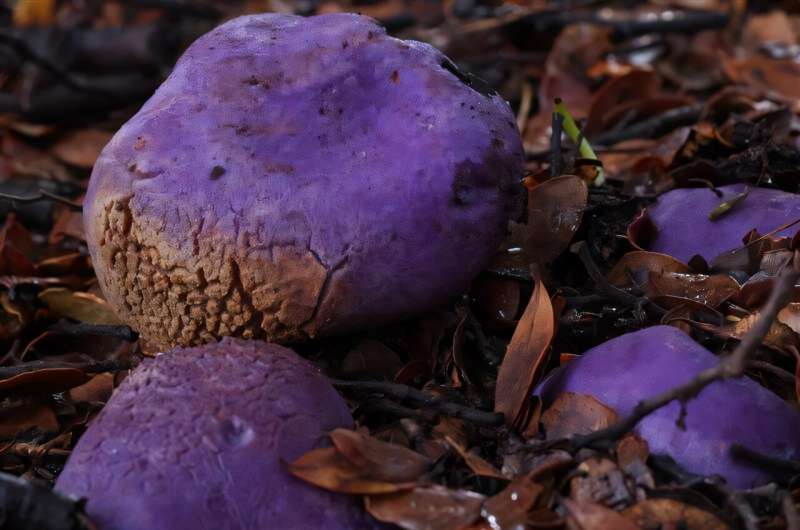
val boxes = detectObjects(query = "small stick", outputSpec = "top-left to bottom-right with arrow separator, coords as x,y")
0,190 -> 81,211
330,379 -> 504,426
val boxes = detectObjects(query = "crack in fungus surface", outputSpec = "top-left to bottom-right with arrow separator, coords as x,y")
98,197 -> 332,350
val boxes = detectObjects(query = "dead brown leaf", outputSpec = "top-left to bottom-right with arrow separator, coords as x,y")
607,251 -> 690,287
541,392 -> 619,440
495,276 -> 555,428
0,401 -> 58,439
68,373 -> 114,403
366,485 -> 485,530
51,130 -> 113,169
481,476 -> 543,530
38,288 -> 122,326
289,446 -> 415,494
644,271 -> 741,309
622,498 -> 729,530
509,176 -> 588,270
330,428 -> 431,483
445,435 -> 505,480
0,367 -> 90,396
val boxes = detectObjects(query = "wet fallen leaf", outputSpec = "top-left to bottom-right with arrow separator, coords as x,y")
509,176 -> 588,270
541,392 -> 619,440
481,476 -> 543,530
330,428 -> 431,483
495,276 -> 555,428
644,271 -> 741,309
563,498 -> 639,530
38,288 -> 122,326
724,56 -> 800,102
622,498 -> 729,530
366,485 -> 485,530
608,251 -> 690,287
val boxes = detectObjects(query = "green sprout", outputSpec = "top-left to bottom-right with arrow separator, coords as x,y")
553,98 -> 605,186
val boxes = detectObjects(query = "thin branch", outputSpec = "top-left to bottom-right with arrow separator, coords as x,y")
330,379 -> 504,426
571,268 -> 800,450
0,190 -> 81,212
49,320 -> 138,342
591,102 -> 704,146
0,359 -> 133,380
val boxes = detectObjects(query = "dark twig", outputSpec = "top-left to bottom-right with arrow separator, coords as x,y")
0,359 -> 133,380
0,190 -> 81,212
330,379 -> 504,426
730,443 -> 800,477
571,268 -> 800,451
549,111 -> 564,177
0,472 -> 95,530
49,320 -> 138,342
591,102 -> 704,146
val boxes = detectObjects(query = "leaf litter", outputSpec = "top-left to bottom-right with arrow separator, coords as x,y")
2,1 -> 800,529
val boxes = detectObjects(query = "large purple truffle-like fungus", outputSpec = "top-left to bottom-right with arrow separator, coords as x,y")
85,13 -> 523,350
534,325 -> 800,488
647,184 -> 800,263
55,338 -> 381,530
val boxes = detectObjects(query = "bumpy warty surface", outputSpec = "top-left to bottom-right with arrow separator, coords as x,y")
55,338 -> 380,530
648,184 -> 800,263
535,326 -> 800,488
85,13 -> 524,350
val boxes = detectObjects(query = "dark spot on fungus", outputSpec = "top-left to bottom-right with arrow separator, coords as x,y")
367,31 -> 374,39
390,70 -> 399,83
210,166 -> 226,180
342,41 -> 348,48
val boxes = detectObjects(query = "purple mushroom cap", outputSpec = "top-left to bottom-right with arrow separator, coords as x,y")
648,184 -> 800,263
534,326 -> 800,488
55,338 -> 382,530
85,13 -> 524,350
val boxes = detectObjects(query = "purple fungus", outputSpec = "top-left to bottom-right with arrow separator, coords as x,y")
84,13 -> 524,350
55,338 -> 382,530
534,326 -> 800,488
647,184 -> 800,264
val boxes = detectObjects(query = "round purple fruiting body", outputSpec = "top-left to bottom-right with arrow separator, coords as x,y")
647,184 -> 800,263
534,325 -> 800,488
85,13 -> 524,349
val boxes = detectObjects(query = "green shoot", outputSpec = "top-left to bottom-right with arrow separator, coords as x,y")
553,98 -> 605,186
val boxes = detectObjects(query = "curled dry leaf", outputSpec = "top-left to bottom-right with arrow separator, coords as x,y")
608,251 -> 690,287
495,276 -> 555,428
509,176 -> 588,270
563,498 -> 639,530
778,302 -> 800,335
366,485 -> 485,530
67,373 -> 114,403
481,476 -> 543,530
724,56 -> 800,102
289,447 -> 415,495
541,392 -> 619,440
330,428 -> 431,483
622,498 -> 729,530
38,288 -> 122,326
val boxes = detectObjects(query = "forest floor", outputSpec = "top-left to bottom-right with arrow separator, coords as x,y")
1,0 -> 800,529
